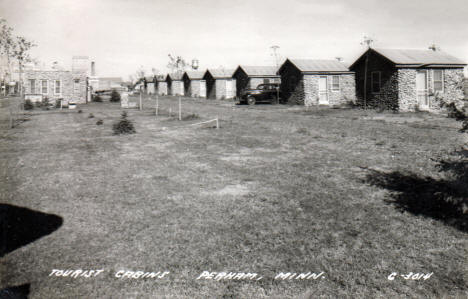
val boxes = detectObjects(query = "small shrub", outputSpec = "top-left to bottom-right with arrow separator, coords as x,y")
110,90 -> 121,102
96,119 -> 103,125
24,99 -> 34,110
88,113 -> 94,118
92,94 -> 103,102
112,111 -> 135,135
78,109 -> 83,113
41,97 -> 49,108
414,104 -> 424,113
446,102 -> 466,121
55,99 -> 62,108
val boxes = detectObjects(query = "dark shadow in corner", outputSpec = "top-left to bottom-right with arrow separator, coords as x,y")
0,283 -> 30,299
0,204 -> 63,257
364,159 -> 468,232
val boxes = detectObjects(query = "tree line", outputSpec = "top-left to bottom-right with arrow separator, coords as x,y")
0,18 -> 35,96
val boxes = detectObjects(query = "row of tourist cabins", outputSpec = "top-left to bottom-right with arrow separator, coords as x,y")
24,48 -> 467,113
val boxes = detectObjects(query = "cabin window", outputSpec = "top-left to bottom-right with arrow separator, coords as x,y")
41,80 -> 48,94
433,70 -> 444,92
55,80 -> 61,94
29,79 -> 35,93
263,78 -> 270,84
331,75 -> 340,91
371,71 -> 381,93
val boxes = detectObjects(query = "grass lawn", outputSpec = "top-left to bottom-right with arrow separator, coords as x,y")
0,95 -> 467,298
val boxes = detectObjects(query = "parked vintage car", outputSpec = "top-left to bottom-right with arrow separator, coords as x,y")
239,83 -> 282,105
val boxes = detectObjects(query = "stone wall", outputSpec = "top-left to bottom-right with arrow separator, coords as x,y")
397,69 -> 417,111
157,82 -> 167,96
25,70 -> 87,104
398,68 -> 465,112
351,50 -> 399,109
434,68 -> 465,109
214,79 -> 236,100
171,81 -> 184,96
369,70 -> 399,110
189,80 -> 206,98
279,60 -> 303,104
300,74 -> 356,106
147,83 -> 155,95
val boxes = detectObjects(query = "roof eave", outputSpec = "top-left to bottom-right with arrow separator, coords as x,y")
249,75 -> 281,78
395,63 -> 467,68
302,71 -> 355,74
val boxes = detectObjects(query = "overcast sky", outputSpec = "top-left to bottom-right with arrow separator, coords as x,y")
1,0 -> 467,79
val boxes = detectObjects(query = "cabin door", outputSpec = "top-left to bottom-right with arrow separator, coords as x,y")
318,76 -> 329,104
416,70 -> 429,109
225,80 -> 233,99
200,80 -> 206,98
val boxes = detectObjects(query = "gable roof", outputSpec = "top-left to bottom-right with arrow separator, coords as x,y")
155,74 -> 166,82
184,71 -> 205,80
206,68 -> 235,79
284,59 -> 351,73
167,72 -> 184,80
237,65 -> 279,77
373,48 -> 466,65
350,48 -> 467,68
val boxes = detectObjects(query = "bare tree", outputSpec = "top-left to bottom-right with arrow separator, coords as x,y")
167,54 -> 188,74
135,66 -> 145,81
151,67 -> 159,76
12,35 -> 36,97
0,18 -> 14,95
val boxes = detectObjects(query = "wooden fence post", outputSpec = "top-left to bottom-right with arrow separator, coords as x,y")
178,96 -> 181,121
139,91 -> 142,111
156,95 -> 159,116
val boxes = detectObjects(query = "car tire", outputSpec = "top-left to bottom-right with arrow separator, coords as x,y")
247,96 -> 256,105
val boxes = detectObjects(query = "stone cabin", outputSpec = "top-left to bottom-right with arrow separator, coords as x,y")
24,70 -> 88,104
232,65 -> 280,97
349,48 -> 466,112
144,76 -> 155,95
156,75 -> 167,96
278,58 -> 356,106
182,71 -> 206,98
203,69 -> 236,100
166,73 -> 184,96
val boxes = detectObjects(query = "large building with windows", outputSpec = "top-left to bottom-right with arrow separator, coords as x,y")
24,57 -> 89,104
349,48 -> 466,112
24,70 -> 88,104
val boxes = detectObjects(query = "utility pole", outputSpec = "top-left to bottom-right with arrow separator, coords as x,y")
270,45 -> 280,67
361,35 -> 374,109
270,46 -> 281,103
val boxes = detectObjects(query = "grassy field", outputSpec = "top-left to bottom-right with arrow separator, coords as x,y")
0,95 -> 467,298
